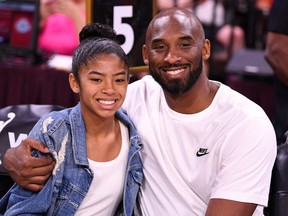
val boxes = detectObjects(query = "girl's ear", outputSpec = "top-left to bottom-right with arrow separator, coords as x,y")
69,73 -> 80,93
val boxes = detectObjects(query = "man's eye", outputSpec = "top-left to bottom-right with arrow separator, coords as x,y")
180,43 -> 192,48
154,45 -> 166,51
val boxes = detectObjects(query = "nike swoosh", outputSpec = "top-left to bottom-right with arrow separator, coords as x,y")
196,151 -> 209,157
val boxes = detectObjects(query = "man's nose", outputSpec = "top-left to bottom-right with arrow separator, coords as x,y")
164,48 -> 182,64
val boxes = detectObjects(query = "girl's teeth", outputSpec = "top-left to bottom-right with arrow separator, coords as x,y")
99,100 -> 115,105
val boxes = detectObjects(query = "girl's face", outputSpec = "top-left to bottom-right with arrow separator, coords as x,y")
69,53 -> 129,120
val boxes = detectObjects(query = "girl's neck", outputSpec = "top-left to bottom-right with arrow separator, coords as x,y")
85,117 -> 122,162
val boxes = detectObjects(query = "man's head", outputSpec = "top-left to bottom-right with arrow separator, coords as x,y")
142,8 -> 210,95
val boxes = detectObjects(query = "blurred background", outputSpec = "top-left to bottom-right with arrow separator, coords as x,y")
0,0 -> 277,128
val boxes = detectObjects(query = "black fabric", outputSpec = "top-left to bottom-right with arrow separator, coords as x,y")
273,77 -> 288,145
0,175 -> 13,199
265,132 -> 288,216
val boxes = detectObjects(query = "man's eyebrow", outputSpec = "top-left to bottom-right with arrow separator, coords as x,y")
151,38 -> 164,44
179,35 -> 193,40
151,36 -> 193,44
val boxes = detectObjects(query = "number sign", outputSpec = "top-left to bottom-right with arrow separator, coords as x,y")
86,0 -> 157,73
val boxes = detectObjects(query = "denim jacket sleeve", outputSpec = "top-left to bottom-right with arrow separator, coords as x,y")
0,113 -> 67,215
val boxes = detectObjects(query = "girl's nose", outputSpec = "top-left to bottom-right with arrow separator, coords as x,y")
101,81 -> 115,95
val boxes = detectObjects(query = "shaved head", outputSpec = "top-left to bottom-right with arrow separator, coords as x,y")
145,8 -> 205,45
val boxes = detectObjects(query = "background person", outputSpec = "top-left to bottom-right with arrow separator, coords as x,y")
264,0 -> 288,145
38,0 -> 86,56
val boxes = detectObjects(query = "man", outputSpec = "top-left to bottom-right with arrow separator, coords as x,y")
264,0 -> 288,215
2,8 -> 276,215
264,0 -> 288,145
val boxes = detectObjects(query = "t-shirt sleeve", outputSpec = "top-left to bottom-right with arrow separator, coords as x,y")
210,118 -> 277,206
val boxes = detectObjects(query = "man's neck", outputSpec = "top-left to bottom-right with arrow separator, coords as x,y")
163,76 -> 219,114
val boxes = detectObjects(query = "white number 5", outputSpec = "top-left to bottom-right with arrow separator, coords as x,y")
113,6 -> 134,54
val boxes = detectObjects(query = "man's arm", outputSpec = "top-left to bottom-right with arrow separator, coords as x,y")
205,199 -> 257,216
3,138 -> 55,192
265,32 -> 288,85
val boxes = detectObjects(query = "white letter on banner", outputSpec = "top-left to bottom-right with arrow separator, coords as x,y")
8,132 -> 27,148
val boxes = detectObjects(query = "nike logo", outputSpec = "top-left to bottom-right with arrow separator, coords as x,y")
196,148 -> 209,157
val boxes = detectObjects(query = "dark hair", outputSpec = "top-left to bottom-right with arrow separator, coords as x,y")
72,23 -> 129,82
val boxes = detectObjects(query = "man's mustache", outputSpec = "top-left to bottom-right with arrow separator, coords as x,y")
158,63 -> 191,69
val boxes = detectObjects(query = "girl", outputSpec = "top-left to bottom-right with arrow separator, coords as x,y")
0,23 -> 143,216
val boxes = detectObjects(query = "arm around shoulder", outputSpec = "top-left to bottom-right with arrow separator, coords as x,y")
3,138 -> 55,192
206,199 -> 257,216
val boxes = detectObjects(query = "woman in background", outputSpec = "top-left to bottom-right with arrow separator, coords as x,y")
38,0 -> 86,56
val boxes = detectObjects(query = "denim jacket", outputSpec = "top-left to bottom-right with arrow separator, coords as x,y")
0,104 -> 143,216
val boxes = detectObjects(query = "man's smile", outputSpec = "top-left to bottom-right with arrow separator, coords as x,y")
165,68 -> 186,75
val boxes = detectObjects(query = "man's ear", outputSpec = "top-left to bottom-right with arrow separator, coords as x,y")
202,39 -> 211,61
69,73 -> 80,94
142,44 -> 149,65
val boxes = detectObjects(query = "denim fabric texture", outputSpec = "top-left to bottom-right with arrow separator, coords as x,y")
0,103 -> 143,216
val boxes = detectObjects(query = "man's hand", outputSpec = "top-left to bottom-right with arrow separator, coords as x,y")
3,138 -> 55,192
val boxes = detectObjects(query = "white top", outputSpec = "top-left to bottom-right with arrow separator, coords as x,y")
195,0 -> 225,27
75,122 -> 129,216
122,75 -> 276,216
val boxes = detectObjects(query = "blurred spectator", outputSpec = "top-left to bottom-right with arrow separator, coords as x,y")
38,0 -> 86,56
265,0 -> 288,145
157,0 -> 194,10
256,0 -> 273,12
194,0 -> 246,60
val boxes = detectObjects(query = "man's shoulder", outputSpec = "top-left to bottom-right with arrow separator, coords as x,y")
127,75 -> 161,97
216,82 -> 270,120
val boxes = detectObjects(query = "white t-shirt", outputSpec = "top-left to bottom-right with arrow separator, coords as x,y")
122,75 -> 276,216
75,122 -> 129,216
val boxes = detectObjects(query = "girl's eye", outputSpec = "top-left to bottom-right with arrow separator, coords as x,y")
91,78 -> 101,83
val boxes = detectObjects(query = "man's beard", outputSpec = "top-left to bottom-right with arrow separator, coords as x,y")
150,58 -> 203,96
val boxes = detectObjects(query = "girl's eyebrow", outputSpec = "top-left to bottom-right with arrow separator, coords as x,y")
89,71 -> 127,77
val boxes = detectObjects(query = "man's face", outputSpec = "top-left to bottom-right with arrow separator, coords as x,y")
143,10 -> 205,95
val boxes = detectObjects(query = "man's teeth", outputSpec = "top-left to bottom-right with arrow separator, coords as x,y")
166,68 -> 184,75
99,100 -> 115,105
